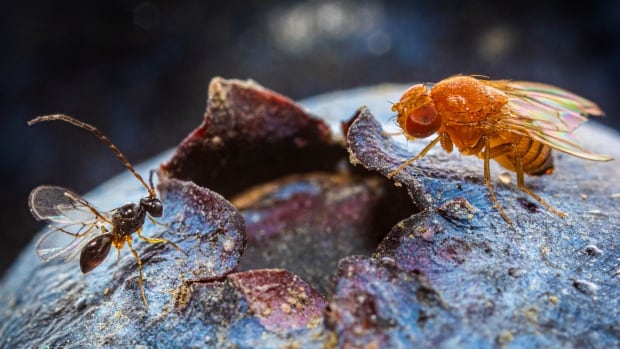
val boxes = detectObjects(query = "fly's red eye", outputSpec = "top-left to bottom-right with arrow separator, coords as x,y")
405,105 -> 441,138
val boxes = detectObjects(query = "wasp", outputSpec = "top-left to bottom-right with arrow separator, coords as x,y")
388,75 -> 613,225
28,114 -> 186,309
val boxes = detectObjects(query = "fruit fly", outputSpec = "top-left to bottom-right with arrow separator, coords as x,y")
28,114 -> 186,309
388,75 -> 613,225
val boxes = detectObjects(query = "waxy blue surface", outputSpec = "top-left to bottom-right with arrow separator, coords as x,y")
1,81 -> 618,348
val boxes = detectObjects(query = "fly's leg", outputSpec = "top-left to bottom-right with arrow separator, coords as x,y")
513,145 -> 567,218
125,236 -> 148,310
484,137 -> 513,225
136,227 -> 188,256
387,135 -> 441,178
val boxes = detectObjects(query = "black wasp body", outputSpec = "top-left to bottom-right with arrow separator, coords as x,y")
78,193 -> 167,275
28,114 -> 185,310
115,197 -> 162,236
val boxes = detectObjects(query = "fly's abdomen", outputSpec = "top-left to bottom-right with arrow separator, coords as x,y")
495,135 -> 554,175
518,137 -> 554,175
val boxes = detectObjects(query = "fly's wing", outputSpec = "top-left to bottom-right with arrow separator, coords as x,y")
486,80 -> 613,161
29,185 -> 112,262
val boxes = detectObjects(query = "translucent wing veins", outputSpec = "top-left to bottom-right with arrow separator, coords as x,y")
485,80 -> 613,161
29,185 -> 112,262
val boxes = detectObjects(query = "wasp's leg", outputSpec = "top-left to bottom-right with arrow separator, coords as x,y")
512,145 -> 567,218
484,138 -> 513,225
125,236 -> 148,310
136,227 -> 187,256
147,215 -> 170,228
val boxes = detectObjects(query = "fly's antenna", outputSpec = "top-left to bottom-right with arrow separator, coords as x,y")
28,114 -> 155,197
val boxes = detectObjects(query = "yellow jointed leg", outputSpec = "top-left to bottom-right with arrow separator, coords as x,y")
388,136 -> 441,178
513,145 -> 567,218
484,137 -> 513,225
136,228 -> 187,256
126,236 -> 148,310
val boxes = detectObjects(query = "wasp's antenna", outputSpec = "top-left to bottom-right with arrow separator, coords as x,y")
148,169 -> 157,193
28,114 -> 155,197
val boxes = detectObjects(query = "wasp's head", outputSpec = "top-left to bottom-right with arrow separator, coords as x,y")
392,84 -> 441,138
140,196 -> 163,217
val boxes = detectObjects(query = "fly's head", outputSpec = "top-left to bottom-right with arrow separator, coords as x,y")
393,83 -> 441,138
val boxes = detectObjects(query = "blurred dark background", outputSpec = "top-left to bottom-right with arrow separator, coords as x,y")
2,0 -> 619,275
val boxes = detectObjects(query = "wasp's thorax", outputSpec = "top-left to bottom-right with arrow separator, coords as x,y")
112,196 -> 162,236
393,84 -> 441,138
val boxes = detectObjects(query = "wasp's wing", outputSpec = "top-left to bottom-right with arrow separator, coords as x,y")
487,80 -> 613,161
35,222 -> 100,262
29,186 -> 103,223
29,186 -> 111,262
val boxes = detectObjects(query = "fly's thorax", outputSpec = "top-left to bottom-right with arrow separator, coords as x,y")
429,76 -> 509,154
442,123 -> 485,155
431,75 -> 508,124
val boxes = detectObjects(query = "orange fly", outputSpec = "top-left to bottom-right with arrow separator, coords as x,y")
388,75 -> 613,225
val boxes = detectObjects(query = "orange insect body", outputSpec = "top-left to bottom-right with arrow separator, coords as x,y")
389,75 -> 612,224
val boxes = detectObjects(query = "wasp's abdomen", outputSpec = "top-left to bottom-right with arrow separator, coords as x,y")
495,135 -> 554,175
